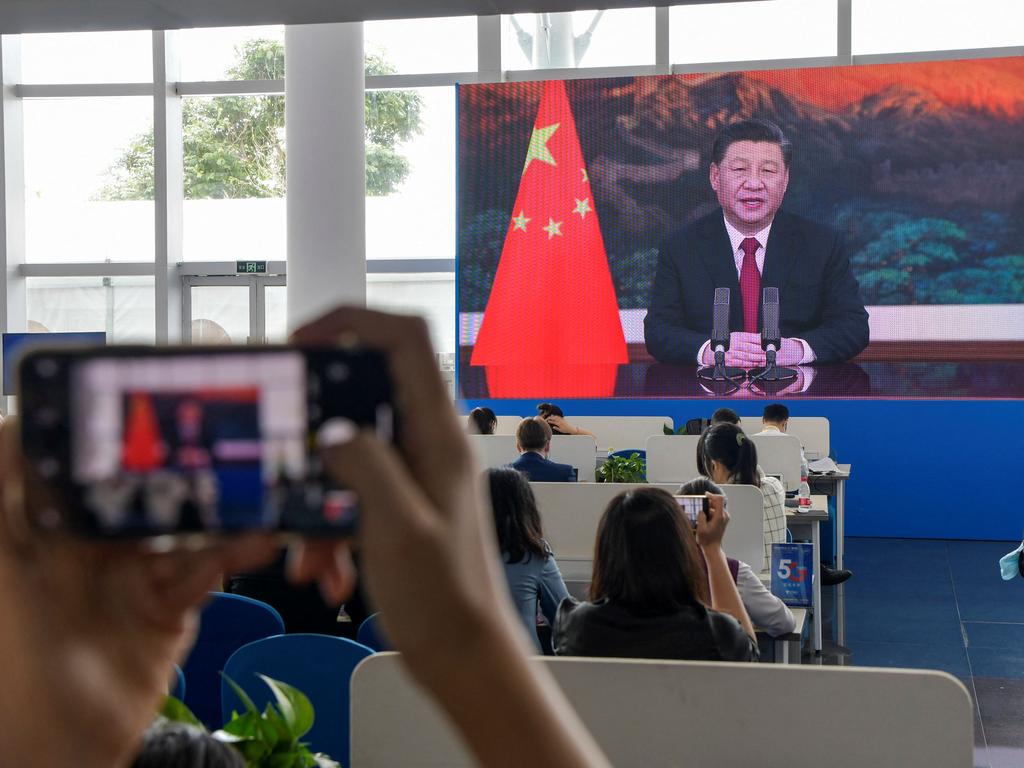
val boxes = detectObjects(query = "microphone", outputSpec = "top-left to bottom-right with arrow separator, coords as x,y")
698,287 -> 744,386
750,286 -> 797,384
761,287 -> 781,355
711,287 -> 731,360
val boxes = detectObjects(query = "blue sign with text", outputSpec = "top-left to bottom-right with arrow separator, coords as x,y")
770,542 -> 814,607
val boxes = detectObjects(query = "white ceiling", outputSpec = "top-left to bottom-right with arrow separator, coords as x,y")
0,0 -> 760,33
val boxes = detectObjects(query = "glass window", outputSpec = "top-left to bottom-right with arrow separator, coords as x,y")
365,16 -> 477,75
24,98 -> 154,263
181,95 -> 286,262
18,31 -> 153,84
670,0 -> 837,64
367,273 -> 455,354
189,285 -> 250,344
853,0 -> 1024,55
26,276 -> 156,342
502,8 -> 656,69
366,87 -> 455,260
177,26 -> 284,81
264,284 -> 288,343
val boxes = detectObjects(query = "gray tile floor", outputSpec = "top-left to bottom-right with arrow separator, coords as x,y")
821,538 -> 1024,768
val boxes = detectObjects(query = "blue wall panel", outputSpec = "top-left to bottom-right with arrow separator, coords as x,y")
463,398 -> 1022,541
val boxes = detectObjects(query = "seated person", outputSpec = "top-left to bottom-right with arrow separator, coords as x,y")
753,404 -> 852,586
678,478 -> 795,638
700,422 -> 786,565
467,406 -> 498,435
511,418 -> 576,482
710,407 -> 741,426
536,402 -> 596,438
487,467 -> 570,653
553,487 -> 758,662
132,719 -> 244,768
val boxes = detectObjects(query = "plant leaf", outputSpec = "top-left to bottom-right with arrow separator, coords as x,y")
260,674 -> 316,739
160,696 -> 203,728
221,672 -> 259,716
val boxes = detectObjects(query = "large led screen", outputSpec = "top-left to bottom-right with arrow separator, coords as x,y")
458,58 -> 1024,400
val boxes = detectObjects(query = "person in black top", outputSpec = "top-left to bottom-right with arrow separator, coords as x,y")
554,487 -> 758,662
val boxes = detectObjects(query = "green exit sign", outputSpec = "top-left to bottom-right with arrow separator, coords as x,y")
236,260 -> 267,274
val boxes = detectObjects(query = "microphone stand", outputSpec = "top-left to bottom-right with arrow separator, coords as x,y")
697,344 -> 746,393
749,343 -> 797,383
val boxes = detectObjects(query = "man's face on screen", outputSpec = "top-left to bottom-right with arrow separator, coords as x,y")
710,140 -> 790,234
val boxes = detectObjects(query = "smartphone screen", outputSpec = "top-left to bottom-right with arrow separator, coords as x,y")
18,345 -> 393,539
674,495 -> 707,528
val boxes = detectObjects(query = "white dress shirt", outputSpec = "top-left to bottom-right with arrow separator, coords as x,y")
735,559 -> 796,637
697,215 -> 816,364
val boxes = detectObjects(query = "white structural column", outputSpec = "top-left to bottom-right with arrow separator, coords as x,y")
0,36 -> 25,344
285,23 -> 366,332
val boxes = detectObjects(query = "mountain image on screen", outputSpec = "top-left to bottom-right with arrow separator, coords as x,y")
458,58 -> 1024,313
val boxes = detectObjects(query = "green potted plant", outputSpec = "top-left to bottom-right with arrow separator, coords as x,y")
162,675 -> 340,768
595,452 -> 646,483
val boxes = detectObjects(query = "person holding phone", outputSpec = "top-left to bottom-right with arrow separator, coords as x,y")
0,308 -> 611,768
679,478 -> 795,638
553,486 -> 758,662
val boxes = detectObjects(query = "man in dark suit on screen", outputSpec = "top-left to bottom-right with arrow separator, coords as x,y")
644,119 -> 869,367
510,418 -> 576,483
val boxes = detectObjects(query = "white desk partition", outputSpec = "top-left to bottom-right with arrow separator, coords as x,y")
750,433 -> 803,492
741,416 -> 830,460
493,415 -> 523,435
547,435 -> 598,482
467,434 -> 517,469
352,654 -> 973,768
560,415 -> 673,452
720,484 -> 766,572
645,435 -> 701,483
531,482 -> 678,579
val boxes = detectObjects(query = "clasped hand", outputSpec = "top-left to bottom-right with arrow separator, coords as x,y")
702,332 -> 804,368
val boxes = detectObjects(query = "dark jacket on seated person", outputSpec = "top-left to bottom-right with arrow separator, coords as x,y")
553,597 -> 758,662
510,451 -> 576,483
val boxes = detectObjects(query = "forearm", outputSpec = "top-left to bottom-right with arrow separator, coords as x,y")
416,615 -> 610,768
703,544 -> 756,639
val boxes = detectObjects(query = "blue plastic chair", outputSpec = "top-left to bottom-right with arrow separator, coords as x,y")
356,612 -> 392,651
221,634 -> 374,764
170,664 -> 186,700
609,449 -> 646,461
182,592 -> 285,729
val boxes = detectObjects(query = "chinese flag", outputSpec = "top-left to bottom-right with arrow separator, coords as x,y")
122,392 -> 166,472
471,80 -> 627,398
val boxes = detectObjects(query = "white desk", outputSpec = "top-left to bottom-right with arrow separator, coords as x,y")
808,463 -> 851,569
782,506 -> 827,654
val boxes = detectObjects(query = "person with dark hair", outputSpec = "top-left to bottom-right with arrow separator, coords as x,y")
678,478 -> 795,638
701,422 -> 786,564
553,487 -> 757,661
754,404 -> 852,586
711,407 -> 741,426
132,719 -> 245,768
511,418 -> 576,482
644,117 -> 869,367
536,403 -> 596,438
487,467 -> 570,653
467,407 -> 498,435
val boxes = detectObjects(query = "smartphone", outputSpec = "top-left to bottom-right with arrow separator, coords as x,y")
17,344 -> 394,539
674,494 -> 709,528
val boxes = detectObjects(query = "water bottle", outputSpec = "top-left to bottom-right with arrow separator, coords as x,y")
798,457 -> 812,508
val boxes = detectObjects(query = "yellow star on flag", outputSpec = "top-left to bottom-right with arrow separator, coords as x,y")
511,210 -> 531,232
543,218 -> 563,239
522,123 -> 559,175
573,198 -> 592,219
581,168 -> 589,183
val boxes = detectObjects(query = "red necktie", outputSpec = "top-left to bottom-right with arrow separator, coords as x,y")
739,237 -> 761,334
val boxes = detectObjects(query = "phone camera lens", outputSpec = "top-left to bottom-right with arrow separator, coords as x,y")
326,363 -> 349,382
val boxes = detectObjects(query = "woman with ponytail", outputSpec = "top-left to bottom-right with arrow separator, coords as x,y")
700,422 -> 786,563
